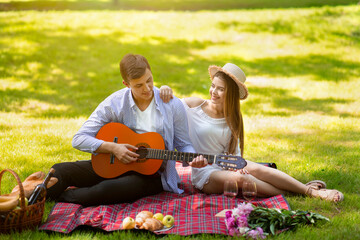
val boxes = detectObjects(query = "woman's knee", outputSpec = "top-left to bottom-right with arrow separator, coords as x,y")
235,173 -> 253,187
245,162 -> 270,177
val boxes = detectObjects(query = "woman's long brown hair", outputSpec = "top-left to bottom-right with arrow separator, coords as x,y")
214,72 -> 244,157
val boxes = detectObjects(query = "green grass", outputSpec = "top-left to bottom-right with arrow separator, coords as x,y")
1,1 -> 360,239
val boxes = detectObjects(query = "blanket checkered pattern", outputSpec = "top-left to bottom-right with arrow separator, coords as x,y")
39,163 -> 290,235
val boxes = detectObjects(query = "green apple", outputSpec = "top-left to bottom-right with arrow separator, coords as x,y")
162,215 -> 175,228
153,213 -> 164,221
122,216 -> 135,230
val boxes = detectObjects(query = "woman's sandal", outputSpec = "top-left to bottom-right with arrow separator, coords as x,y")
305,180 -> 326,190
306,187 -> 344,202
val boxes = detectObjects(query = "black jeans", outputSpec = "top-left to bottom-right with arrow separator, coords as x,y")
46,160 -> 163,207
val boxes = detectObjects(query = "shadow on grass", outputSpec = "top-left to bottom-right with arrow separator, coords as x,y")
217,7 -> 360,44
0,28 -> 217,117
0,0 -> 358,11
1,17 -> 359,119
243,86 -> 354,117
241,54 -> 360,82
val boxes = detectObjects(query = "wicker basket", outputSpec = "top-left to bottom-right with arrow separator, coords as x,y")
0,169 -> 45,234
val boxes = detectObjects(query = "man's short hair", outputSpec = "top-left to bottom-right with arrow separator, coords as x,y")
120,54 -> 151,83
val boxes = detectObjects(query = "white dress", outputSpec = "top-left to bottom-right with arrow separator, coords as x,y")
181,99 -> 240,190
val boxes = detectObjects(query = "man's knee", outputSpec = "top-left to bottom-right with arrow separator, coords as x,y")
51,162 -> 72,178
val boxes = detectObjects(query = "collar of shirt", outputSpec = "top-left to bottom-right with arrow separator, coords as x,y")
126,87 -> 166,144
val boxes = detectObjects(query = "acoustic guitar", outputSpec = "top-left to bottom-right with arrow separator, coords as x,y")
91,122 -> 247,178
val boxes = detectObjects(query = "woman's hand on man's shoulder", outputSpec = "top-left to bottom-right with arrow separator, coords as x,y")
159,85 -> 173,103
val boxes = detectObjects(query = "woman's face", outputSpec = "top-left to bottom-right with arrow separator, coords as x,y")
209,76 -> 226,106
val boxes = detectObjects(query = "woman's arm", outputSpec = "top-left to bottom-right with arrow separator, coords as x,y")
159,86 -> 205,107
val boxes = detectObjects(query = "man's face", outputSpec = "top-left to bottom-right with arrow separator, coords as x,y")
123,68 -> 154,103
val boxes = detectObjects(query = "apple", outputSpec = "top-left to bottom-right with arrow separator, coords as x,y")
162,215 -> 175,228
153,213 -> 164,221
122,216 -> 135,230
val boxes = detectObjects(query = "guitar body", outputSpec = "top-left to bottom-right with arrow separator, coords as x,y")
91,122 -> 165,178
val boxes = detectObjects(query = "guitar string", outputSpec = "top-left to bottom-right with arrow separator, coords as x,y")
141,148 -> 246,171
146,148 -> 215,164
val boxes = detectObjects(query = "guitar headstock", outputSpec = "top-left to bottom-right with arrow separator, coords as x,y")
215,155 -> 247,170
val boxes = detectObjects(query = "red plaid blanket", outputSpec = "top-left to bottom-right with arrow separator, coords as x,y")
39,163 -> 290,235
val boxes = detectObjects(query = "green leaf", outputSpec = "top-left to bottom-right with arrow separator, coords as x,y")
247,207 -> 330,236
270,223 -> 275,235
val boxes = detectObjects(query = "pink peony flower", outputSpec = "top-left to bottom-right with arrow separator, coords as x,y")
246,227 -> 266,239
234,202 -> 254,217
237,214 -> 248,228
228,226 -> 240,236
225,210 -> 233,218
225,216 -> 237,229
225,204 -> 266,239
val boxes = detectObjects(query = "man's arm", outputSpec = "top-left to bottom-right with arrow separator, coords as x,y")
72,91 -> 139,163
72,105 -> 110,154
96,142 -> 139,164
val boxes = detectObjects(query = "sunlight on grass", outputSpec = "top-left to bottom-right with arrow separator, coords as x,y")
0,3 -> 359,239
18,99 -> 69,112
0,77 -> 29,90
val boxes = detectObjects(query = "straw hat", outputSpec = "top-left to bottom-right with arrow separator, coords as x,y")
208,63 -> 248,100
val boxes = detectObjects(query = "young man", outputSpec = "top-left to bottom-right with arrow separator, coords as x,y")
47,54 -> 206,206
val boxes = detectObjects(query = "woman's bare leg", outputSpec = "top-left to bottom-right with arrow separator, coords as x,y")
244,160 -> 308,194
201,170 -> 286,197
201,166 -> 343,202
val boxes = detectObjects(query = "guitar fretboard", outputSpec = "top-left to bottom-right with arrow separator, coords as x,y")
146,148 -> 215,164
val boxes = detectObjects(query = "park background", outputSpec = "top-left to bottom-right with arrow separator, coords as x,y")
0,0 -> 359,239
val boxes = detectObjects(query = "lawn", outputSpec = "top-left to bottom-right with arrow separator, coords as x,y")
0,0 -> 360,239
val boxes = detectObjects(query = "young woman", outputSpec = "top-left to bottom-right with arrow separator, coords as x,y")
160,63 -> 344,202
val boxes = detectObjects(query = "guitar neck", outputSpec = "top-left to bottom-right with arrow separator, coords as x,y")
146,148 -> 215,164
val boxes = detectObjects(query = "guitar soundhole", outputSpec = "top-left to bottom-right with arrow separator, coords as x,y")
136,144 -> 149,162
